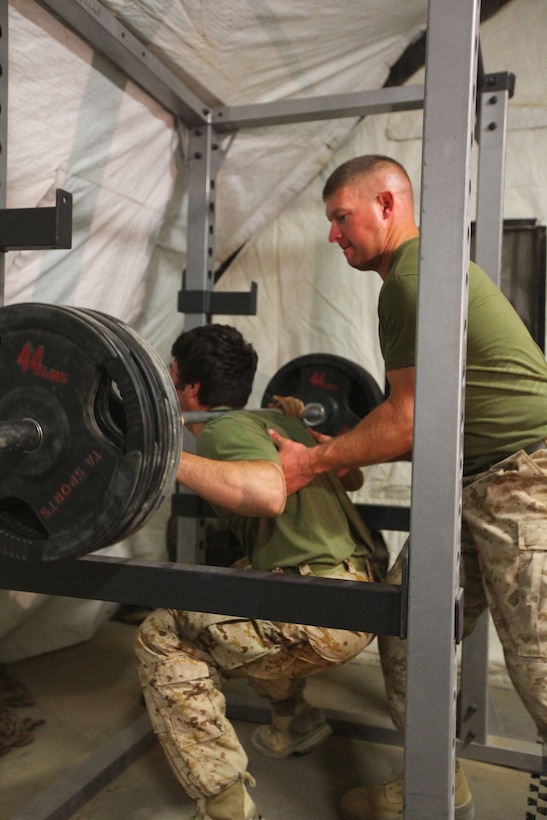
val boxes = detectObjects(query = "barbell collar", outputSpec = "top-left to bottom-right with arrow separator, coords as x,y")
301,402 -> 327,427
0,419 -> 43,453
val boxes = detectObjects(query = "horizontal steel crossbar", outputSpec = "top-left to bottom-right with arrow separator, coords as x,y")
211,85 -> 425,130
0,554 -> 404,636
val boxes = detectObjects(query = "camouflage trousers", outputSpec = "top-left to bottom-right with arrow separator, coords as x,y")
379,447 -> 547,741
135,563 -> 373,800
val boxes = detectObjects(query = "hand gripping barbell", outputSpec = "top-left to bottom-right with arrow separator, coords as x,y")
0,304 -> 383,562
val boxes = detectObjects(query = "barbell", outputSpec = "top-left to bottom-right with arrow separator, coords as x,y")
181,402 -> 327,427
0,304 -> 384,562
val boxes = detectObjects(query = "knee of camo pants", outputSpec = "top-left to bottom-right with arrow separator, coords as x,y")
135,609 -> 249,800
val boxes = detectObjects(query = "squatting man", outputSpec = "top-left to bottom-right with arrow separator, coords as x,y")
135,323 -> 383,820
269,154 -> 547,820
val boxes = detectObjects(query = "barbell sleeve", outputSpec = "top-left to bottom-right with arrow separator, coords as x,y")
0,419 -> 43,453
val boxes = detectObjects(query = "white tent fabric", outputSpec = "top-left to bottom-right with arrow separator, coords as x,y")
1,0 -> 546,667
5,0 -> 428,333
1,0 -> 427,659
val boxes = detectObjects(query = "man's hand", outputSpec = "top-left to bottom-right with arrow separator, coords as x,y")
268,429 -> 316,494
268,394 -> 305,418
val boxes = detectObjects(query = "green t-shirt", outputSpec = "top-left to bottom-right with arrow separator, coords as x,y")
379,237 -> 547,474
196,409 -> 373,571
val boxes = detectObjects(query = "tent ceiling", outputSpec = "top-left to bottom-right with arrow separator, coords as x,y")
23,0 -> 515,271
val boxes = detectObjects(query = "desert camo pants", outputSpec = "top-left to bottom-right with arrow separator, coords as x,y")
135,564 -> 373,799
379,447 -> 547,741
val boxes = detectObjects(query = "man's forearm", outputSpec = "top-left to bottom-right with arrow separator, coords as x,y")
176,452 -> 286,516
309,399 -> 414,476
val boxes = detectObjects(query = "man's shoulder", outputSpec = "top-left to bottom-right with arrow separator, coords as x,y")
200,409 -> 265,437
201,409 -> 312,448
196,410 -> 277,460
206,408 -> 287,429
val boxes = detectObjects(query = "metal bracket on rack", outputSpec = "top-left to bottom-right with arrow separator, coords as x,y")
0,189 -> 72,251
479,70 -> 516,97
178,281 -> 257,315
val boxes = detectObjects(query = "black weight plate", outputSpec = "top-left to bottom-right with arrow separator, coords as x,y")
0,303 -> 150,561
110,322 -> 182,533
77,309 -> 182,539
57,306 -> 159,549
262,353 -> 384,437
74,310 -> 162,541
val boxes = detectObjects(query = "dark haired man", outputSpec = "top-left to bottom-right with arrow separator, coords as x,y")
270,154 -> 547,820
135,323 -> 378,820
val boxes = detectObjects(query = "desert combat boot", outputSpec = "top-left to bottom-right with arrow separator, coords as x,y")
340,758 -> 474,820
251,700 -> 332,759
192,776 -> 265,820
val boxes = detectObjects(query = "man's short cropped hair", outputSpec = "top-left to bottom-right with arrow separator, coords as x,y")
322,154 -> 410,201
171,324 -> 258,408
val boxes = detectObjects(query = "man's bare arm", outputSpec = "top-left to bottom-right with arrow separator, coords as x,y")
270,366 -> 415,494
306,429 -> 365,491
176,453 -> 287,517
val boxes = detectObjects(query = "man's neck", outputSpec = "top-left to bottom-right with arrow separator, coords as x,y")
185,401 -> 212,438
378,228 -> 419,280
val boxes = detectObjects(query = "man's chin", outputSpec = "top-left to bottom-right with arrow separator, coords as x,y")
343,248 -> 365,270
344,252 -> 379,272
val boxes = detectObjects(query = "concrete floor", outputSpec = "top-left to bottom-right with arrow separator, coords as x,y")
0,617 -> 541,820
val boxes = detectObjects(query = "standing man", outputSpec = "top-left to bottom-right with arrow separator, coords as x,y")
135,323 -> 378,820
269,154 -> 547,820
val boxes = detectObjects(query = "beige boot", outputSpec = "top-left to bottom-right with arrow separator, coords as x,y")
193,776 -> 264,820
340,758 -> 474,820
251,701 -> 332,759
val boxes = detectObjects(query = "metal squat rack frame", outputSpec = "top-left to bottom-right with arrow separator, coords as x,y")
0,2 -> 543,819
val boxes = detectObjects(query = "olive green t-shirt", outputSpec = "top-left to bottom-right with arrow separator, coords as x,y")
196,409 -> 373,571
379,237 -> 547,474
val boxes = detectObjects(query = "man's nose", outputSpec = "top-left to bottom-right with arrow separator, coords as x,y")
328,223 -> 341,243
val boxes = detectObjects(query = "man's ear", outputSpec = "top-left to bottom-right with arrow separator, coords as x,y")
187,382 -> 201,399
378,191 -> 394,219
